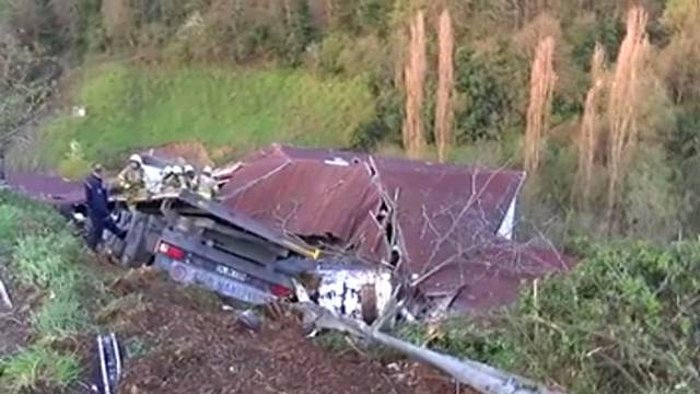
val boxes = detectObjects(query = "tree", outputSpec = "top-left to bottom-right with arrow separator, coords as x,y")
524,36 -> 557,174
434,8 -> 454,163
403,10 -> 427,159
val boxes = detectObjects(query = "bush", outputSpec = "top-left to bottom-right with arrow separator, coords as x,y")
0,192 -> 67,241
0,205 -> 24,251
453,45 -> 527,142
410,239 -> 700,393
622,146 -> 680,241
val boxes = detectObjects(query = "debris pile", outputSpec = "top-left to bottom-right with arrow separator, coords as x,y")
4,144 -> 574,321
3,143 -> 575,393
220,144 -> 573,317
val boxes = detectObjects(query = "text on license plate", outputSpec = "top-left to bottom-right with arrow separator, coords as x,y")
215,264 -> 247,281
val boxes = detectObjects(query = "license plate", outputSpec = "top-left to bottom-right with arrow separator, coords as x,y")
194,271 -> 268,305
215,264 -> 247,282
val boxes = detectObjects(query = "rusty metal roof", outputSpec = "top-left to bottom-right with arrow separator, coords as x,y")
218,144 -> 571,311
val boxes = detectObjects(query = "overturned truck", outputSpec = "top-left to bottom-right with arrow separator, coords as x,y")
103,188 -> 395,323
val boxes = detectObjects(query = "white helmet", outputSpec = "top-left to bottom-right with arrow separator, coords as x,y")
172,165 -> 183,175
184,164 -> 195,174
202,166 -> 212,175
129,154 -> 143,165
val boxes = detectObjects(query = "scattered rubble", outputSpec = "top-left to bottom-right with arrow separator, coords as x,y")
220,144 -> 574,315
4,144 -> 574,324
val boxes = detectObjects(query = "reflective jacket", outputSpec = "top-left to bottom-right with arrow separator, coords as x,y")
197,176 -> 219,199
118,166 -> 145,190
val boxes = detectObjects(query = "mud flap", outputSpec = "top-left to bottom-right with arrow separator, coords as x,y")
90,333 -> 124,394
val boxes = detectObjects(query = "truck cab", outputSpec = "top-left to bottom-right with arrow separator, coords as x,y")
103,189 -> 393,322
105,189 -> 320,305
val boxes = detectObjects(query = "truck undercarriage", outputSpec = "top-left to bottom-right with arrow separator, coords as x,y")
97,189 -> 397,324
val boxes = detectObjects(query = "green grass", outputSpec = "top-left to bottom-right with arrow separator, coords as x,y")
0,190 -> 99,391
0,346 -> 82,393
41,62 -> 375,174
12,235 -> 80,289
31,290 -> 88,339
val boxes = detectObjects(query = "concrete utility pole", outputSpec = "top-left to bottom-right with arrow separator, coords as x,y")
294,290 -> 565,394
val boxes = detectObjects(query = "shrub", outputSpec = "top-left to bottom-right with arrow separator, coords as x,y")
409,239 -> 700,393
453,45 -> 527,142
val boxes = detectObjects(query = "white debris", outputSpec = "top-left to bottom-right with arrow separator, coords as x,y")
323,157 -> 350,167
72,212 -> 86,223
0,277 -> 11,309
72,106 -> 87,118
314,264 -> 393,323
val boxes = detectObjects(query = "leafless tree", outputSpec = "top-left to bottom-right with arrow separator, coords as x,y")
606,6 -> 649,231
0,36 -> 57,171
403,11 -> 427,159
434,8 -> 455,164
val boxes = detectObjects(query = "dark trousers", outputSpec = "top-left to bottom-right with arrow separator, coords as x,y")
87,214 -> 126,251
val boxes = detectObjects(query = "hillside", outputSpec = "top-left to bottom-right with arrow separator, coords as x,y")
39,63 -> 374,170
3,0 -> 698,240
2,1 -> 700,393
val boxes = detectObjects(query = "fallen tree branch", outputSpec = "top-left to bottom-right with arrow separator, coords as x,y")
293,299 -> 565,394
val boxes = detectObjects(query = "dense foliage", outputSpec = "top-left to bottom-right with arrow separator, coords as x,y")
402,239 -> 700,393
2,0 -> 698,240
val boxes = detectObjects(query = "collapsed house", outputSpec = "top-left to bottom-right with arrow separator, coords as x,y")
218,144 -> 572,313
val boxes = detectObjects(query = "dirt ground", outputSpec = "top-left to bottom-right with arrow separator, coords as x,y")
1,258 -> 475,394
0,266 -> 31,358
101,267 -> 473,394
144,141 -> 214,168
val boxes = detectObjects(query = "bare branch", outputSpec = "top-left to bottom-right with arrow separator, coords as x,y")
224,159 -> 292,198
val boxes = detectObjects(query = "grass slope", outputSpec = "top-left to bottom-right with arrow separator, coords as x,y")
42,62 -> 374,171
0,192 -> 99,392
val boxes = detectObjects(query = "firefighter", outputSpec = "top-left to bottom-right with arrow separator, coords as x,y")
183,164 -> 198,190
161,166 -> 184,192
173,165 -> 186,188
84,163 -> 126,251
197,166 -> 219,200
117,154 -> 146,198
160,165 -> 183,192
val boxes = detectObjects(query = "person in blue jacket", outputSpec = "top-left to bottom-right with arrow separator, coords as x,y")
84,163 -> 126,251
